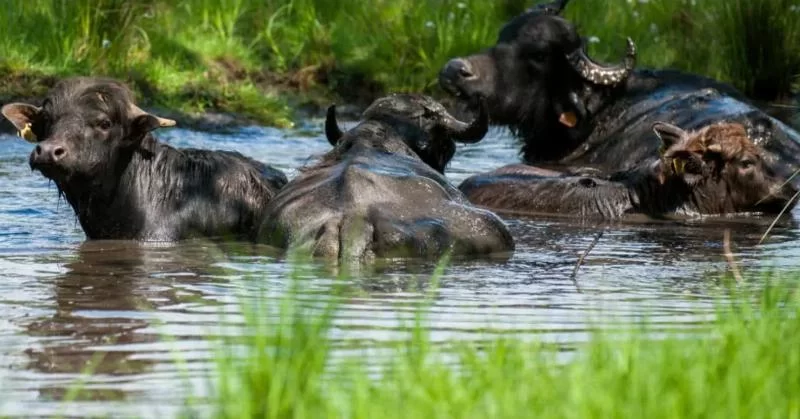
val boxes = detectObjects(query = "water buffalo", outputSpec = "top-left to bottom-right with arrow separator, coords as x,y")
1,77 -> 287,241
459,121 -> 798,218
257,94 -> 514,262
439,0 -> 800,175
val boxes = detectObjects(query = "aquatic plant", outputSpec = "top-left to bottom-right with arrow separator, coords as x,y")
187,268 -> 800,419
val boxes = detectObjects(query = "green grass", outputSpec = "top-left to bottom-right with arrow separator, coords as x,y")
0,0 -> 798,127
188,269 -> 800,419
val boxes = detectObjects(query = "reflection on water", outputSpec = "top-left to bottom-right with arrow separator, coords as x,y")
1,123 -> 799,417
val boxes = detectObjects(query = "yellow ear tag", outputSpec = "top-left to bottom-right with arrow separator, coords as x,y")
18,123 -> 37,143
671,158 -> 686,175
558,112 -> 577,128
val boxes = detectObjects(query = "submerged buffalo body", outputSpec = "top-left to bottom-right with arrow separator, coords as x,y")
2,77 -> 287,241
460,122 -> 798,218
257,94 -> 514,262
439,0 -> 800,175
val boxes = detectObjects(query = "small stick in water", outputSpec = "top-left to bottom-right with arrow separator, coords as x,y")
570,230 -> 605,293
758,186 -> 800,245
723,229 -> 743,284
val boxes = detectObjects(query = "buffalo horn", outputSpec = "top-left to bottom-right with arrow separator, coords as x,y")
568,37 -> 637,86
325,105 -> 344,146
439,99 -> 489,144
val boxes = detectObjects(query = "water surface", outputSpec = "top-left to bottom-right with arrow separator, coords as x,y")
1,122 -> 798,417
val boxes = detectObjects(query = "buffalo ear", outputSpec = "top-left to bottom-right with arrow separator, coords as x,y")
129,102 -> 175,134
130,106 -> 176,145
2,103 -> 41,141
129,112 -> 175,153
131,113 -> 176,135
652,122 -> 687,149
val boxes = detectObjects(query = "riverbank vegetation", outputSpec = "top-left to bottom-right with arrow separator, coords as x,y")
182,270 -> 800,418
1,0 -> 798,127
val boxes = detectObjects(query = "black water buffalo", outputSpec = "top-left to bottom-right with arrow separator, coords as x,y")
460,121 -> 798,218
1,77 -> 287,241
257,94 -> 514,262
439,0 -> 800,174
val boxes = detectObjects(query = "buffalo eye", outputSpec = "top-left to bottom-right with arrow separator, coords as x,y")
739,159 -> 756,170
96,118 -> 112,130
529,51 -> 548,62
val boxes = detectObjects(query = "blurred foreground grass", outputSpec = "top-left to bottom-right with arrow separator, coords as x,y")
183,268 -> 800,419
0,0 -> 797,127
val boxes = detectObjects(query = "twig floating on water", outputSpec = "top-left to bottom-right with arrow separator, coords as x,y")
570,231 -> 604,293
723,229 -> 743,284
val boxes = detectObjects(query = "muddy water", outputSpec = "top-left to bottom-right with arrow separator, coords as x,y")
1,122 -> 799,417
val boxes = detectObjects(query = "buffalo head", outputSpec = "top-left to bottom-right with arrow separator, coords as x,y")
324,93 -> 488,173
653,121 -> 798,214
1,77 -> 175,184
438,0 -> 635,160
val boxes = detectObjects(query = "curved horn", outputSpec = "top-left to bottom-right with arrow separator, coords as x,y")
531,0 -> 570,15
568,37 -> 636,86
128,103 -> 176,127
324,105 -> 343,146
439,99 -> 489,144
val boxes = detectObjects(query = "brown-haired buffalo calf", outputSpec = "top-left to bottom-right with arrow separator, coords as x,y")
257,94 -> 514,262
2,77 -> 287,240
459,121 -> 798,218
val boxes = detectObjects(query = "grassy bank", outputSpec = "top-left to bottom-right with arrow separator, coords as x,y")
184,272 -> 800,418
0,0 -> 798,128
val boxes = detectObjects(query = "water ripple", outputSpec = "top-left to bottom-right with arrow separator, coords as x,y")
1,124 -> 798,417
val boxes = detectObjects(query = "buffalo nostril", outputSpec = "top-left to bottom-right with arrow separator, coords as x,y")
578,178 -> 597,188
454,61 -> 475,79
52,147 -> 65,160
35,145 -> 43,156
445,59 -> 475,80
